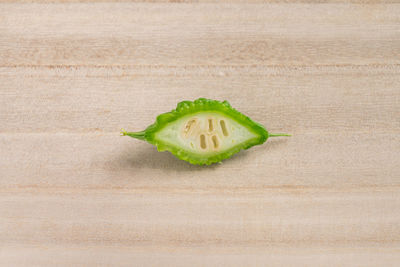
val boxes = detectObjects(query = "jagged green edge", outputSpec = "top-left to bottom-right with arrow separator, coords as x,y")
133,98 -> 269,165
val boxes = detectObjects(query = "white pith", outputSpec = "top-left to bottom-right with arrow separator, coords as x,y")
155,112 -> 258,154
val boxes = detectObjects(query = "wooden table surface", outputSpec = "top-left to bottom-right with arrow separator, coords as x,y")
1,1 -> 400,266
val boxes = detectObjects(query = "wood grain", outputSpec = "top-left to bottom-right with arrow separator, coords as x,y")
1,2 -> 400,266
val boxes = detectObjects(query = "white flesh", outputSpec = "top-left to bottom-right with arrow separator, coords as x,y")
155,112 -> 258,154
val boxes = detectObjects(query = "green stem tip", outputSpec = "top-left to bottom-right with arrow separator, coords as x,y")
120,129 -> 146,141
120,128 -> 128,136
268,133 -> 291,137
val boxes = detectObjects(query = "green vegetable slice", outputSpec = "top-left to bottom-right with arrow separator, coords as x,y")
122,98 -> 290,165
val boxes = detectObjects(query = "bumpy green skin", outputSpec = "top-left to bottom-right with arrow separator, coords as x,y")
122,98 -> 287,165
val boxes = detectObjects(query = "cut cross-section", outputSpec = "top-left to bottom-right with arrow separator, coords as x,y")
122,98 -> 290,165
155,112 -> 259,154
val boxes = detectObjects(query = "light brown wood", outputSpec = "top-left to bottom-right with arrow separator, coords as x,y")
1,2 -> 400,266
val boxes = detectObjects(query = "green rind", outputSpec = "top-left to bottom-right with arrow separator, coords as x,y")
137,98 -> 269,165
